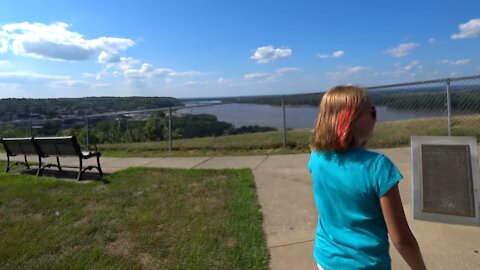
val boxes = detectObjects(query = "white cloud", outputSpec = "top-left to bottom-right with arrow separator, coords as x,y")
250,45 -> 292,64
0,33 -> 7,53
316,50 -> 345,59
385,42 -> 418,57
111,59 -> 204,82
316,54 -> 330,59
439,59 -> 471,65
170,71 -> 205,77
276,67 -> 301,73
244,72 -> 272,81
50,79 -> 90,88
0,71 -> 69,82
98,51 -> 121,64
332,50 -> 345,58
244,67 -> 300,82
428,38 -> 436,44
326,66 -> 370,79
0,60 -> 8,65
451,18 -> 480,39
82,72 -> 96,78
0,22 -> 134,61
403,60 -> 422,71
374,61 -> 425,78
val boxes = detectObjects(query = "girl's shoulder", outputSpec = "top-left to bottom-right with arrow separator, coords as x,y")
310,148 -> 390,167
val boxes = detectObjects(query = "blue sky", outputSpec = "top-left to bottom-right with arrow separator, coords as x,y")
0,0 -> 479,98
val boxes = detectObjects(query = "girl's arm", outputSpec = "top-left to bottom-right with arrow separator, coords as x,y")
380,184 -> 427,270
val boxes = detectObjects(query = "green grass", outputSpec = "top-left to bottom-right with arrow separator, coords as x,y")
98,129 -> 311,157
0,163 -> 269,269
97,115 -> 480,157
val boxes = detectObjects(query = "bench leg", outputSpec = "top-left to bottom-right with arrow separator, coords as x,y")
36,156 -> 42,177
96,155 -> 103,176
24,155 -> 30,169
77,158 -> 83,181
57,156 -> 62,171
6,155 -> 10,173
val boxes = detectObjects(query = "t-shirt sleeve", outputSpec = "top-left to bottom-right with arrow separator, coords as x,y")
374,155 -> 403,197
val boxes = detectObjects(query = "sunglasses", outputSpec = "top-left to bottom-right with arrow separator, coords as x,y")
364,106 -> 377,120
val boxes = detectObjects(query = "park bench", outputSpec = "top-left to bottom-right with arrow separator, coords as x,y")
0,137 -> 37,173
1,136 -> 103,180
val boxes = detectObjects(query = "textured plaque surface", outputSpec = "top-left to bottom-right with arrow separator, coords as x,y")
421,144 -> 475,217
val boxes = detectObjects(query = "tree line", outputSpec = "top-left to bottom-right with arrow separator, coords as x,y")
0,96 -> 183,121
0,113 -> 276,145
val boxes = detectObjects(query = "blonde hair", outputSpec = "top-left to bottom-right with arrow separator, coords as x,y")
310,85 -> 369,152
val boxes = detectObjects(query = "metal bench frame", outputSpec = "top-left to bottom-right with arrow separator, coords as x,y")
0,137 -> 37,173
1,136 -> 103,181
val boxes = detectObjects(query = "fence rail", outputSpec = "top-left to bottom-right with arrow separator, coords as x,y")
1,74 -> 479,152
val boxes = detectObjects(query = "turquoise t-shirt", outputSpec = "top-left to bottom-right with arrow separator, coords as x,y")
307,148 -> 403,270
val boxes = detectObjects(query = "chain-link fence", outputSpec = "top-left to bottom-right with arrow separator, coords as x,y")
367,75 -> 480,148
0,74 -> 479,153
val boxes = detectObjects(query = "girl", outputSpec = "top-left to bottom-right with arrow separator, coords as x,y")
308,86 -> 426,269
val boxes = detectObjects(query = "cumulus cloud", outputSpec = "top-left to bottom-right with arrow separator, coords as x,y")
98,51 -> 121,64
110,58 -> 205,82
439,59 -> 471,65
317,50 -> 345,59
250,45 -> 292,64
0,22 -> 134,61
385,42 -> 418,57
451,18 -> 480,39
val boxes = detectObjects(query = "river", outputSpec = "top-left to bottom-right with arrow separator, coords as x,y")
177,103 -> 446,130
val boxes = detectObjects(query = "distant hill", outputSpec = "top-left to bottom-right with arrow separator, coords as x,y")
0,96 -> 183,121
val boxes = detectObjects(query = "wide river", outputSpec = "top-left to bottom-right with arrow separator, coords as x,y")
177,103 -> 446,130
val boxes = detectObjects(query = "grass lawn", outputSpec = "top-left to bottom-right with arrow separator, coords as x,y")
0,164 -> 269,269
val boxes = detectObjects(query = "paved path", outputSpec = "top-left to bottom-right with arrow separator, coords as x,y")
9,148 -> 480,269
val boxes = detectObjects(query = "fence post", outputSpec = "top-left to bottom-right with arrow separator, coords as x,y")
85,116 -> 89,149
29,121 -> 33,137
168,106 -> 172,152
446,79 -> 452,136
282,95 -> 287,147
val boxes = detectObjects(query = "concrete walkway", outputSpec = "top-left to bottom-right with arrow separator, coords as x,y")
9,148 -> 480,269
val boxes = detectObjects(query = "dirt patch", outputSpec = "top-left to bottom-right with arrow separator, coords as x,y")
226,237 -> 237,248
10,198 -> 26,208
210,175 -> 229,182
84,201 -> 106,211
73,216 -> 90,228
106,232 -> 136,257
138,252 -> 161,269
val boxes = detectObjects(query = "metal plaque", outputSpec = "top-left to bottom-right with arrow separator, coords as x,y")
420,144 -> 475,217
411,136 -> 480,226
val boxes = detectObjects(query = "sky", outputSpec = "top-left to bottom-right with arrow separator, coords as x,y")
0,0 -> 479,98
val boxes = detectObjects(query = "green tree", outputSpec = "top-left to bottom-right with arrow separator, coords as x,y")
144,116 -> 165,141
